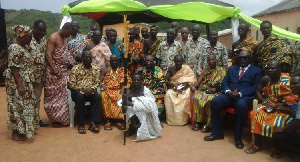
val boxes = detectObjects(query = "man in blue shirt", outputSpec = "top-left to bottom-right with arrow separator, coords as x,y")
271,75 -> 300,159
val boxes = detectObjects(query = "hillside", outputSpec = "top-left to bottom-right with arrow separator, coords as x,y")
5,9 -> 230,39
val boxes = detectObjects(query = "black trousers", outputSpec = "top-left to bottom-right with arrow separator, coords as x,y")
210,94 -> 251,141
71,89 -> 102,125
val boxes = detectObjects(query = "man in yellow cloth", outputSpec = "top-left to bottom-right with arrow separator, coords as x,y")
164,55 -> 197,125
100,55 -> 129,130
245,59 -> 298,154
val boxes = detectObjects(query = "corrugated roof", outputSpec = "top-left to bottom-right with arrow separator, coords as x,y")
253,0 -> 300,17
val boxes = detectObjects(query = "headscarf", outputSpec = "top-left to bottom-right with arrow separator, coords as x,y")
12,25 -> 32,37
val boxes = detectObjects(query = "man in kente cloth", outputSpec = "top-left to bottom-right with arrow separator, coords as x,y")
136,55 -> 167,120
253,21 -> 292,72
85,30 -> 112,71
122,73 -> 162,141
245,59 -> 298,154
105,29 -> 124,66
44,22 -> 75,127
164,55 -> 197,126
232,23 -> 258,65
143,25 -> 162,57
100,55 -> 130,130
128,25 -> 144,74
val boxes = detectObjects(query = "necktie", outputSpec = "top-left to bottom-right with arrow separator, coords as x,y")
238,68 -> 245,80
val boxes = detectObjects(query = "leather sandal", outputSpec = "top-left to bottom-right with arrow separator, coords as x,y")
78,126 -> 86,134
89,123 -> 100,133
104,122 -> 112,130
244,144 -> 260,154
116,123 -> 125,130
201,125 -> 210,133
14,133 -> 27,141
191,124 -> 200,131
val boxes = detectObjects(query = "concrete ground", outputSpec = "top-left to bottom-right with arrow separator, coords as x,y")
0,87 -> 298,162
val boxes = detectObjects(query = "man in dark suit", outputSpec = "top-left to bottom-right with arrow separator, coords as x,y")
204,50 -> 263,149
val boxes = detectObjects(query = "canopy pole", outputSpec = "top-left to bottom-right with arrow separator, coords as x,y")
122,15 -> 130,146
205,23 -> 210,39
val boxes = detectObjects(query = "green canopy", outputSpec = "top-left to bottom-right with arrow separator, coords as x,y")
62,0 -> 300,41
148,2 -> 235,23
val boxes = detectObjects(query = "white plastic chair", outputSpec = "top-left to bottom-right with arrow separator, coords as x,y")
67,88 -> 100,127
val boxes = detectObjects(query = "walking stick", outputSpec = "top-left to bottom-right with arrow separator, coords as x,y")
122,15 -> 130,145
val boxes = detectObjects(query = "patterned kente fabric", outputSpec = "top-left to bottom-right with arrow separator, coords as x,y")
250,73 -> 298,137
44,41 -> 75,125
184,36 -> 210,75
192,66 -> 226,127
254,34 -> 292,72
128,39 -> 144,75
67,33 -> 86,56
69,63 -> 100,94
140,66 -> 166,115
101,67 -> 127,119
232,37 -> 258,65
147,39 -> 162,56
109,40 -> 125,66
156,41 -> 182,75
4,43 -> 39,138
30,36 -> 47,84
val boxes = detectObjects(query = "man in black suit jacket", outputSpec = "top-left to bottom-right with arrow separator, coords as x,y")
204,50 -> 263,149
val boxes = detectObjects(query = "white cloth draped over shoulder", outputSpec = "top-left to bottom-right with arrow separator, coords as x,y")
127,87 -> 162,141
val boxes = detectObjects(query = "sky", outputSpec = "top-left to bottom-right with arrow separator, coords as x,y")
1,0 -> 284,16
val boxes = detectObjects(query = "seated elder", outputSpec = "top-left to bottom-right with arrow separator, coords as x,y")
123,73 -> 162,141
136,55 -> 167,119
69,50 -> 101,134
192,54 -> 226,132
204,50 -> 263,149
245,59 -> 298,154
164,55 -> 197,125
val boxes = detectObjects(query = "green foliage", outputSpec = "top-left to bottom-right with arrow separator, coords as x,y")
5,9 -> 94,39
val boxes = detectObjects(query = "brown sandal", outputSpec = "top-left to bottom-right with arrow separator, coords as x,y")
104,122 -> 112,130
244,144 -> 260,154
116,123 -> 125,130
78,126 -> 86,134
89,123 -> 100,133
191,124 -> 200,131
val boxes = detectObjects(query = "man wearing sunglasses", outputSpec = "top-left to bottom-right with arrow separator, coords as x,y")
204,50 -> 263,149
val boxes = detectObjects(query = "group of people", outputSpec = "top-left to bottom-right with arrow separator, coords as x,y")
4,19 -> 300,158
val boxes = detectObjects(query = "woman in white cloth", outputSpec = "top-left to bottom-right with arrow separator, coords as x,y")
123,73 -> 162,141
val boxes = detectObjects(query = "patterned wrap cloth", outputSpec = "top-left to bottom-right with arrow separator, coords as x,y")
109,40 -> 125,66
165,65 -> 197,125
203,41 -> 228,71
101,67 -> 130,119
147,39 -> 162,56
232,37 -> 258,65
90,42 -> 112,71
128,38 -> 144,75
291,41 -> 300,76
44,41 -> 75,125
254,34 -> 292,72
250,73 -> 298,137
139,66 -> 166,116
192,66 -> 226,127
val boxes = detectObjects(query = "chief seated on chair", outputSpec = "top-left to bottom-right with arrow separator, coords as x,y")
245,59 -> 298,154
204,50 -> 263,149
68,50 -> 102,134
164,54 -> 197,126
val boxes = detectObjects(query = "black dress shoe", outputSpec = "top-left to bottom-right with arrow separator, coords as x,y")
204,134 -> 224,141
39,120 -> 49,127
235,141 -> 244,149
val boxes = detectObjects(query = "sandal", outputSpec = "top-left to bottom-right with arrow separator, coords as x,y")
191,124 -> 200,131
89,123 -> 100,133
244,144 -> 260,154
14,133 -> 27,141
201,125 -> 210,133
270,148 -> 283,159
52,122 -> 63,128
12,130 -> 18,140
116,123 -> 125,130
104,122 -> 112,130
78,126 -> 86,134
